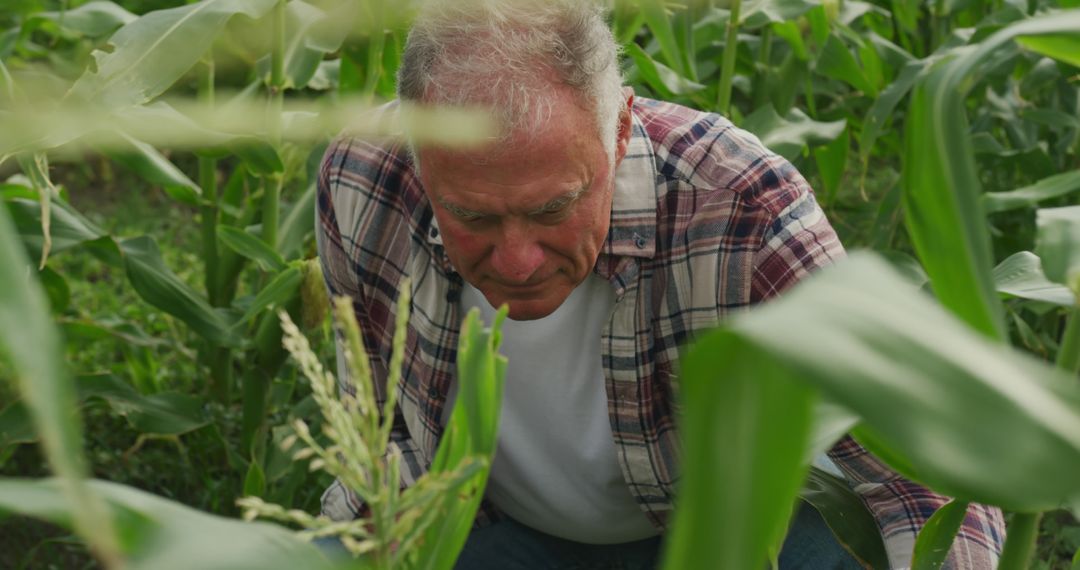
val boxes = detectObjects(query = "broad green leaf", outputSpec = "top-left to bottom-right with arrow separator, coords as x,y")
859,59 -> 926,167
911,500 -> 970,569
5,195 -> 103,260
662,331 -> 815,570
258,0 -> 350,90
982,170 -> 1080,214
711,252 -> 1080,512
115,103 -> 284,175
29,1 -> 137,38
742,106 -> 846,160
868,32 -> 916,68
414,307 -> 507,570
62,317 -> 165,348
77,374 -> 209,436
624,43 -> 706,98
903,11 -> 1080,340
799,468 -> 890,570
772,20 -> 808,60
105,134 -> 201,207
0,478 -> 335,570
0,402 -> 36,447
39,265 -> 71,314
244,459 -> 267,498
0,203 -> 120,560
838,0 -> 888,23
278,182 -> 316,260
119,236 -> 241,348
993,251 -> 1077,306
1017,34 -> 1080,67
233,264 -> 303,328
904,63 -> 1003,339
1035,205 -> 1080,297
881,249 -> 930,288
70,0 -> 279,108
639,0 -> 694,80
217,225 -> 286,273
742,0 -> 820,28
816,34 -> 877,96
813,127 -> 849,205
805,399 -> 859,462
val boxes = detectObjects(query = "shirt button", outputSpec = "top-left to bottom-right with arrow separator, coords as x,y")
427,387 -> 440,400
429,227 -> 439,238
634,233 -> 648,249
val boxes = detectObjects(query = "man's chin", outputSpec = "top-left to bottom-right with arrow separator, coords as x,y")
499,298 -> 562,321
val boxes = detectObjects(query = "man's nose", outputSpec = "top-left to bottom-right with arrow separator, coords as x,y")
489,223 -> 544,284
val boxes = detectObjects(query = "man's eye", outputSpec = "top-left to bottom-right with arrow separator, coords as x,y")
457,212 -> 488,224
536,203 -> 572,222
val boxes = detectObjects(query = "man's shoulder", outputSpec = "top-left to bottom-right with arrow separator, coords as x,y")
632,96 -> 813,220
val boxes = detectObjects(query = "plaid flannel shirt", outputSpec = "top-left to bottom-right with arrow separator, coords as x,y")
315,96 -> 1005,568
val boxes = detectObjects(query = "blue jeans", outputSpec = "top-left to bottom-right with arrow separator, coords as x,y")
315,502 -> 864,569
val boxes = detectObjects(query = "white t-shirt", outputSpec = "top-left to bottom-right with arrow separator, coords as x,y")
443,274 -> 658,544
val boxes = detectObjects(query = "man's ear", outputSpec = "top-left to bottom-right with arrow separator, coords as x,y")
614,88 -> 634,166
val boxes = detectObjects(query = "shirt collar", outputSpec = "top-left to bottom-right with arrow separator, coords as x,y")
605,109 -> 658,260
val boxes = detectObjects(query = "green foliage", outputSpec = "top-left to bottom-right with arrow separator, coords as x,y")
2,0 -> 1080,567
662,254 -> 1080,566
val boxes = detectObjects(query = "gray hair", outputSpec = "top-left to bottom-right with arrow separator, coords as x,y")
397,0 -> 625,161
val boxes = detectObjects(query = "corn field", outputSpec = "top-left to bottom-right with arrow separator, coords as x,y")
0,0 -> 1078,568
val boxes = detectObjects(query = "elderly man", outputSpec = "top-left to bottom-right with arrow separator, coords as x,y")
315,1 -> 1004,568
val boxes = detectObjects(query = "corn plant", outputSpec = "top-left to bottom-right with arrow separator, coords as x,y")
3,0 -> 1080,567
0,0 -> 492,519
238,291 -> 508,570
0,189 -> 508,568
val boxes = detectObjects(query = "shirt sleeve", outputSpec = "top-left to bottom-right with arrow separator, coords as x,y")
749,185 -> 1005,569
829,437 -> 1006,569
315,138 -> 428,521
749,182 -> 845,301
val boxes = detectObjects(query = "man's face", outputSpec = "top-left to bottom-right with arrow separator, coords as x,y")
418,92 -> 630,321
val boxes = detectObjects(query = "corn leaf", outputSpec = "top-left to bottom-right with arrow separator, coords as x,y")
0,202 -> 121,562
903,11 -> 1080,340
105,134 -> 202,207
1035,206 -> 1080,298
217,225 -> 287,273
120,236 -> 242,348
982,170 -> 1080,214
742,105 -> 846,160
993,251 -> 1077,306
661,330 -> 815,570
625,43 -> 706,98
1016,34 -> 1080,67
413,307 -> 507,570
5,197 -> 104,260
0,478 -> 335,570
639,0 -> 694,80
77,374 -> 209,436
70,0 -> 280,108
27,1 -> 137,38
813,127 -> 849,206
799,468 -> 890,570
816,34 -> 878,97
233,264 -> 304,328
911,500 -> 970,570
681,253 -> 1080,513
742,0 -> 821,29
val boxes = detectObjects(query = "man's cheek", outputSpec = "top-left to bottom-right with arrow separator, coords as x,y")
442,227 -> 486,263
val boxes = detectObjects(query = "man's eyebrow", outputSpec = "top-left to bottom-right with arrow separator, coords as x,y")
438,197 -> 485,218
526,187 -> 587,216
